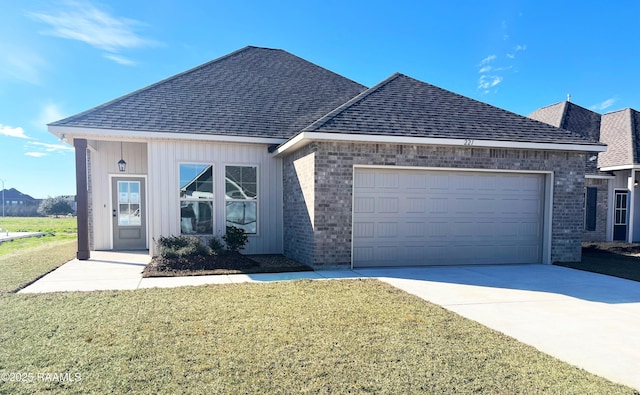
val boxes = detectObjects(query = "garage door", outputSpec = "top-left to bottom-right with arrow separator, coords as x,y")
352,168 -> 545,267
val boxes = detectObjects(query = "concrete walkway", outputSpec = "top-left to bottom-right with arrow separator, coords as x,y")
0,231 -> 46,243
18,252 -> 640,390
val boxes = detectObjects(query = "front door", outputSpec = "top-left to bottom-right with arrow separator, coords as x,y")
112,177 -> 147,250
614,190 -> 628,241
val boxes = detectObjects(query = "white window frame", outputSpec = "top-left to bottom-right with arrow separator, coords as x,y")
179,162 -> 215,235
224,164 -> 259,235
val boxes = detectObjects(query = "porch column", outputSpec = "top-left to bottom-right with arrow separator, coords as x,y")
74,138 -> 90,260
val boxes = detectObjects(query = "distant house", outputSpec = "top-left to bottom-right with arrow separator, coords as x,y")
49,46 -> 603,267
1,188 -> 41,216
529,102 -> 640,243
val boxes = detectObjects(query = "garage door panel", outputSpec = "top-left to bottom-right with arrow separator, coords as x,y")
353,168 -> 544,267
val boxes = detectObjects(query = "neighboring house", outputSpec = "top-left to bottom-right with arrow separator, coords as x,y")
48,46 -> 604,267
529,102 -> 640,243
1,188 -> 41,216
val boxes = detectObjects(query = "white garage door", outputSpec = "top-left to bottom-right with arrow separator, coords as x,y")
352,168 -> 545,267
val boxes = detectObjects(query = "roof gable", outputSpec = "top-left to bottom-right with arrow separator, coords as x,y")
304,73 -> 598,145
51,46 -> 366,139
599,109 -> 640,168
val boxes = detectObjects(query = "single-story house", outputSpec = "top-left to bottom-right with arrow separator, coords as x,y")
49,46 -> 605,268
529,101 -> 640,243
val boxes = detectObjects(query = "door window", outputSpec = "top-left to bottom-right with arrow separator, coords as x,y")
118,181 -> 141,226
615,191 -> 628,225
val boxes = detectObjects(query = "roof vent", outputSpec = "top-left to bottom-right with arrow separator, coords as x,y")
567,94 -> 571,102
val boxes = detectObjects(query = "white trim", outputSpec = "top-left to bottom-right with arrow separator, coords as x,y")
49,125 -> 286,145
355,164 -> 553,175
607,180 -> 614,241
109,174 -> 148,250
178,162 -> 216,237
600,164 -> 640,171
585,174 -> 615,179
350,165 -> 553,267
273,131 -> 606,157
224,164 -> 260,236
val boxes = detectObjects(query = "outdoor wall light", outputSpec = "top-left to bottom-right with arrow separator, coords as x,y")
118,142 -> 127,172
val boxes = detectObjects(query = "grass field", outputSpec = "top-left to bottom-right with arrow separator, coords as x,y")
0,216 -> 77,233
1,280 -> 635,394
0,219 -> 637,393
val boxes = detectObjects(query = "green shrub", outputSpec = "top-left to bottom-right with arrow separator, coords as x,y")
222,226 -> 248,252
208,237 -> 225,254
156,235 -> 209,259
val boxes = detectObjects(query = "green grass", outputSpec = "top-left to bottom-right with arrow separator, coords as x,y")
1,280 -> 636,394
0,240 -> 76,294
0,216 -> 77,233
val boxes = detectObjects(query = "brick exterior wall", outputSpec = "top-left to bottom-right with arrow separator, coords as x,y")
283,147 -> 316,265
283,142 -> 587,267
583,178 -> 609,242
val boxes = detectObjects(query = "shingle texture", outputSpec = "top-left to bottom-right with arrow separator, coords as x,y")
528,101 -> 601,141
304,74 -> 600,145
50,46 -> 366,139
599,109 -> 639,168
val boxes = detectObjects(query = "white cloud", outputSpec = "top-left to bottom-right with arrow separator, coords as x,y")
478,75 -> 503,90
103,53 -> 136,66
479,55 -> 497,66
0,48 -> 47,85
33,103 -> 66,131
479,65 -> 492,73
0,124 -> 30,139
506,53 -> 515,59
29,0 -> 157,65
28,141 -> 74,152
25,152 -> 48,157
589,98 -> 618,111
514,44 -> 527,51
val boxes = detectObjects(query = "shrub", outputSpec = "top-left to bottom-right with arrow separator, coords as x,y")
156,235 -> 209,259
222,226 -> 248,252
208,237 -> 225,254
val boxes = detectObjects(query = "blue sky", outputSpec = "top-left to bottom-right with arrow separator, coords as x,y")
1,0 -> 639,198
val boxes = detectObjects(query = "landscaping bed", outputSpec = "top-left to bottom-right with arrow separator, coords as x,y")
555,242 -> 640,282
143,252 -> 312,277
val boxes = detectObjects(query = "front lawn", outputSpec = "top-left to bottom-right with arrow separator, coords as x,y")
0,240 -> 76,294
1,281 -> 635,394
0,216 -> 77,234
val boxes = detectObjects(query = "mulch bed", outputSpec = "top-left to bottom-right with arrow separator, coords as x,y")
554,242 -> 640,282
142,252 -> 312,277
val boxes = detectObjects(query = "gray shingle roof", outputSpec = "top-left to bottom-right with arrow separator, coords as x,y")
599,109 -> 640,168
528,101 -> 601,141
528,101 -> 603,173
50,46 -> 367,139
304,73 -> 601,145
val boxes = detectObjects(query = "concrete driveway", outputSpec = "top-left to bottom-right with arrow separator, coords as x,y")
357,265 -> 640,391
18,254 -> 640,390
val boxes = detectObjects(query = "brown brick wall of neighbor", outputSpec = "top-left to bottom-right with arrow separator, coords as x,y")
583,178 -> 609,242
283,142 -> 586,268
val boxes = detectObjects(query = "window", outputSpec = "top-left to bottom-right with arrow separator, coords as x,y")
118,181 -> 141,226
180,164 -> 213,235
584,187 -> 597,231
615,191 -> 628,225
225,166 -> 257,234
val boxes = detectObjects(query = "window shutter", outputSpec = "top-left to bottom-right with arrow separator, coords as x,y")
585,187 -> 597,231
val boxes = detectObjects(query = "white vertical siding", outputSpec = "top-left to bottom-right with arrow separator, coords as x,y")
147,140 -> 283,255
90,141 -> 148,250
